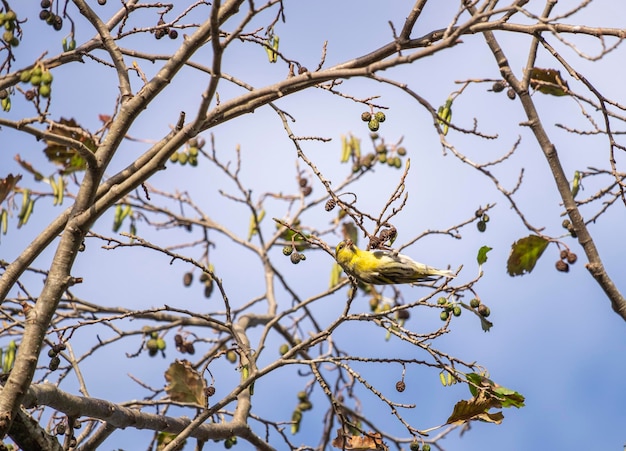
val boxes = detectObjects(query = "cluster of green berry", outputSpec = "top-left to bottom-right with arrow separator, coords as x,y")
290,390 -> 313,434
475,208 -> 490,232
19,65 -> 54,98
361,110 -> 386,132
283,245 -> 306,264
437,297 -> 462,321
174,333 -> 195,355
145,331 -> 166,357
182,265 -> 215,298
0,9 -> 19,47
410,441 -> 431,451
47,342 -> 66,371
154,18 -> 178,40
38,0 -> 63,31
371,133 -> 406,169
170,137 -> 204,166
555,248 -> 577,273
491,80 -> 516,100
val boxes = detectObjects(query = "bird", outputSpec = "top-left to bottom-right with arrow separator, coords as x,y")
335,239 -> 456,285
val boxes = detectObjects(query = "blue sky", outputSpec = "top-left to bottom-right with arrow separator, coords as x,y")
1,1 -> 626,450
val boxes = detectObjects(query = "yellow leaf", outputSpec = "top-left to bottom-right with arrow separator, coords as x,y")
164,360 -> 206,405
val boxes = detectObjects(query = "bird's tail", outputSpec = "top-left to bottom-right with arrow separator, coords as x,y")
429,268 -> 456,278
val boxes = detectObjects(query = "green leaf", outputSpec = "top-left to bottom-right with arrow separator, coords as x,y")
476,246 -> 492,266
466,373 -> 525,408
507,235 -> 549,276
493,386 -> 526,408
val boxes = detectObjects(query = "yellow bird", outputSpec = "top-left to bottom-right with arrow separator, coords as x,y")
335,239 -> 456,285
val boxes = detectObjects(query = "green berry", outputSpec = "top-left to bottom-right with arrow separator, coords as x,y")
361,111 -> 372,122
374,111 -> 386,122
290,252 -> 302,264
19,70 -> 32,83
282,246 -> 293,256
368,119 -> 380,132
396,147 -> 407,156
169,152 -> 179,163
469,298 -> 480,308
477,304 -> 491,317
437,297 -> 447,305
146,339 -> 158,352
226,350 -> 237,363
41,71 -> 53,84
279,343 -> 289,355
481,213 -> 490,223
423,445 -> 431,451
440,310 -> 449,321
39,85 -> 51,97
452,306 -> 462,317
477,220 -> 486,232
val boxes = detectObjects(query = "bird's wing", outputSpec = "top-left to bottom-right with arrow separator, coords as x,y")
372,249 -> 454,281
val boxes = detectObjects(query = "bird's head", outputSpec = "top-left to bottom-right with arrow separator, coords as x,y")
335,240 -> 357,263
